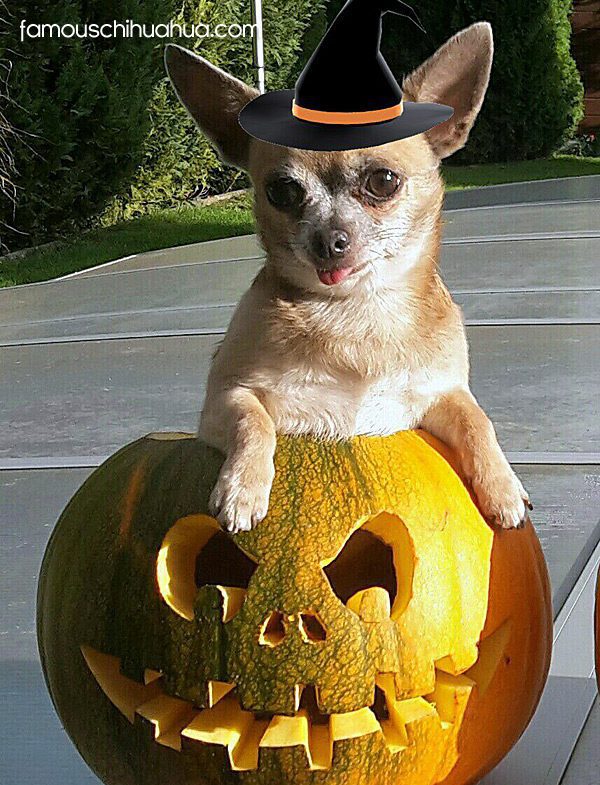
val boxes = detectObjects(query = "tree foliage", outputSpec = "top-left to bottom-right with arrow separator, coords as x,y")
1,0 -> 326,248
1,0 -> 170,249
109,0 -> 326,223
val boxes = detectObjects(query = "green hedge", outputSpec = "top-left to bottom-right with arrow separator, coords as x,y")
108,0 -> 326,223
450,0 -> 583,162
1,0 -> 169,250
327,0 -> 584,163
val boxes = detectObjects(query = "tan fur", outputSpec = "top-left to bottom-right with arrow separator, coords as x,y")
165,23 -> 529,533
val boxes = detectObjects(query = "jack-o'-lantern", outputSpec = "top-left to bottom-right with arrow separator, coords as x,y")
38,430 -> 552,785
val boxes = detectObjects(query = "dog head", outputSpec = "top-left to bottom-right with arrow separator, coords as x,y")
165,23 -> 492,296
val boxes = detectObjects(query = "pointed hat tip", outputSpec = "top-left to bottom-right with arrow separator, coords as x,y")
380,0 -> 425,32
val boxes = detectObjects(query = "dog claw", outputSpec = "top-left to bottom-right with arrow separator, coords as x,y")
208,460 -> 274,535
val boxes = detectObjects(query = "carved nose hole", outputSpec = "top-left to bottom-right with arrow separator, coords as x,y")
259,611 -> 286,647
299,613 -> 327,643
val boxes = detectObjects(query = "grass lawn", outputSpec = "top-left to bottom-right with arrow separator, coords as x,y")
1,155 -> 599,288
443,154 -> 600,189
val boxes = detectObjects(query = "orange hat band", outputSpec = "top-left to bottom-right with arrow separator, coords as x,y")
292,100 -> 403,126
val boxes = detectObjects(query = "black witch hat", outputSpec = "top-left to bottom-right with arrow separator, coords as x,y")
239,0 -> 453,151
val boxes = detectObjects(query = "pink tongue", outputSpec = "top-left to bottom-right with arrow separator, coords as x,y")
318,267 -> 353,286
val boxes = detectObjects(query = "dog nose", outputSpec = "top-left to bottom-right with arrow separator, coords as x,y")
330,230 -> 350,258
311,229 -> 351,261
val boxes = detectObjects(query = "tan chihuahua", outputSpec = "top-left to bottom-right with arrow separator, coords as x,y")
165,23 -> 530,534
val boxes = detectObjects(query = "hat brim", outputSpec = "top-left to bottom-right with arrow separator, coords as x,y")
239,90 -> 453,152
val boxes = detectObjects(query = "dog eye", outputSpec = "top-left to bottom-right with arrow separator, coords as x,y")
265,176 -> 305,211
364,169 -> 402,200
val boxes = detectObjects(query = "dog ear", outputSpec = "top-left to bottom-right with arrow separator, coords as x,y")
165,44 -> 258,170
402,22 -> 493,159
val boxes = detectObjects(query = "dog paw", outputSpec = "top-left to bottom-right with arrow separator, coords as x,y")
209,458 -> 275,534
471,466 -> 531,530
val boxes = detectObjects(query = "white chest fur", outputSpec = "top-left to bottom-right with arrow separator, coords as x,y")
263,364 -> 436,440
353,371 -> 420,435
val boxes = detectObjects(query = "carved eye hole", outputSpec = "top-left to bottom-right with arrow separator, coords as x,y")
323,512 -> 415,619
157,515 -> 257,622
195,530 -> 256,592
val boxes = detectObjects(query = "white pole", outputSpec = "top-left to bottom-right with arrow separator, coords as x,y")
251,0 -> 266,93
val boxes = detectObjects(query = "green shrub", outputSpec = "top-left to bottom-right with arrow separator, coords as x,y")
449,0 -> 583,162
2,0 -> 326,246
327,0 -> 584,164
1,3 -> 20,250
1,0 -> 168,250
109,0 -> 326,223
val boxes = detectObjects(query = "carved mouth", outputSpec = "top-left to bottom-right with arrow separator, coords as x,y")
81,629 -> 509,773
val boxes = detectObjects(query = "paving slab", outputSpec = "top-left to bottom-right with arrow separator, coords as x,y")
441,236 -> 600,292
5,195 -> 595,288
1,325 -> 597,462
443,200 -> 599,242
561,698 -> 600,785
0,256 -> 263,328
2,290 -> 599,348
468,325 -> 599,455
0,468 -> 92,660
69,234 -> 263,278
0,304 -> 236,346
454,289 -> 600,324
0,659 -> 101,785
2,236 -> 599,344
444,175 -> 600,210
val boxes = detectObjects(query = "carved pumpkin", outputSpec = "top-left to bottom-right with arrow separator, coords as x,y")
38,430 -> 552,785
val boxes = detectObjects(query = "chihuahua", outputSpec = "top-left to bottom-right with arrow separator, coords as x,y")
165,22 -> 530,534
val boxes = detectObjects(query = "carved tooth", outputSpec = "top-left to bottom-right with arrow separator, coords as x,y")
231,719 -> 269,771
390,697 -> 437,726
464,620 -> 512,696
308,724 -> 333,770
376,674 -> 435,744
182,696 -> 255,769
136,695 -> 196,751
346,587 -> 391,622
380,719 -> 408,754
330,707 -> 381,742
182,695 -> 253,744
217,586 -> 247,623
81,646 -> 162,723
426,672 -> 474,726
259,711 -> 330,772
260,711 -> 310,751
207,680 -> 236,708
144,669 -> 162,685
294,684 -> 304,712
376,673 -> 398,700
